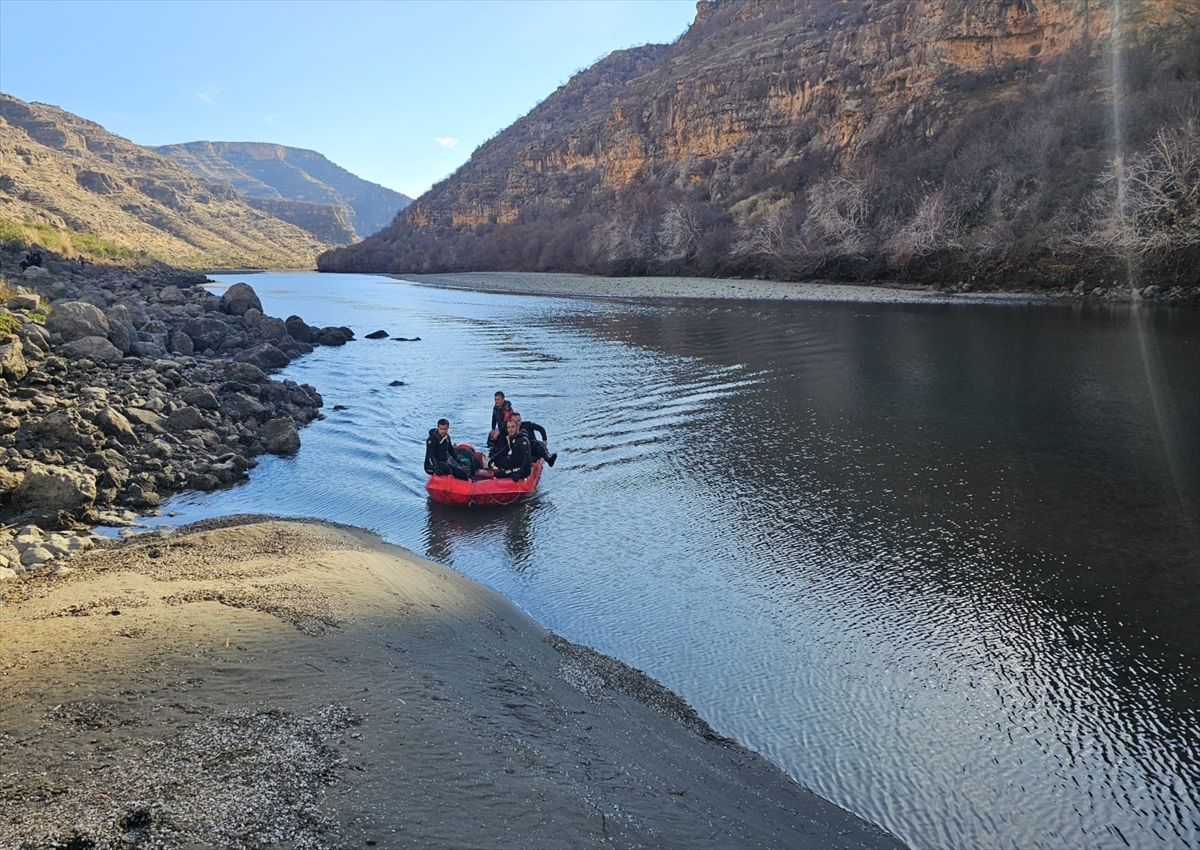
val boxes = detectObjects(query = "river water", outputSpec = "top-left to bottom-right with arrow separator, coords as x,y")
158,272 -> 1199,850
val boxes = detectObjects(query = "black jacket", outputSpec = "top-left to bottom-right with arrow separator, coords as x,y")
488,430 -> 531,479
519,420 -> 547,443
424,428 -> 456,474
490,401 -> 513,433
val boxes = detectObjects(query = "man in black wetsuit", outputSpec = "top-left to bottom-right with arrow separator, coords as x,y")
510,411 -> 557,467
487,391 -> 513,450
424,418 -> 469,479
487,417 -> 531,480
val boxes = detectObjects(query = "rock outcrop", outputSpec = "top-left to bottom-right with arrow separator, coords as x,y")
318,0 -> 1199,293
0,244 -> 356,537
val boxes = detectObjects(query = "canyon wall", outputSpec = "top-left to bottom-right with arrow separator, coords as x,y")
320,0 -> 1199,290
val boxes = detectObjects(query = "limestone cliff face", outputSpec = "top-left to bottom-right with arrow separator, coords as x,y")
321,0 -> 1198,288
154,141 -> 412,240
0,94 -> 328,268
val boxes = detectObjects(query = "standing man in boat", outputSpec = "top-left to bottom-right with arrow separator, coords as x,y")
510,411 -> 557,467
487,391 -> 513,449
425,418 -> 470,479
488,417 -> 531,481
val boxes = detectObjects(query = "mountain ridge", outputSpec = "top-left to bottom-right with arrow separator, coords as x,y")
0,93 -> 327,268
153,141 -> 412,241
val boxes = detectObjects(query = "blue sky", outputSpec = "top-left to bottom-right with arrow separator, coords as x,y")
0,0 -> 696,198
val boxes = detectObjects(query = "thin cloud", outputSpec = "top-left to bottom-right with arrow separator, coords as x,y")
264,113 -> 279,125
197,87 -> 221,105
433,137 -> 459,150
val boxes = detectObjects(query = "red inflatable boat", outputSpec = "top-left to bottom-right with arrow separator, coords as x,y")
425,444 -> 543,506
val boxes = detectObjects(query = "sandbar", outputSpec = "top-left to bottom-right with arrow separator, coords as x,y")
1,517 -> 905,848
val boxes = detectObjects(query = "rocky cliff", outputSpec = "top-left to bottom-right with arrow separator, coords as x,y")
154,141 -> 412,241
0,94 -> 329,269
319,0 -> 1199,290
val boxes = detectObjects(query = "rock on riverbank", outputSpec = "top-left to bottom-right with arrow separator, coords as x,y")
1,245 -> 353,549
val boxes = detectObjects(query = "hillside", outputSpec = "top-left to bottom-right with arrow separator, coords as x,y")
319,0 -> 1200,291
0,94 -> 327,268
154,141 -> 412,241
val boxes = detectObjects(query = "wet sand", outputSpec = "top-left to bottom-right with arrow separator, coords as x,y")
397,270 -> 1043,304
0,517 -> 905,848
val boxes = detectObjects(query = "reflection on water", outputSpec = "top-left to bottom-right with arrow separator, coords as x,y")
160,273 -> 1199,850
423,499 -> 541,569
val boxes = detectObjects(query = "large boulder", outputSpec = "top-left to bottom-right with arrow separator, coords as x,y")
60,335 -> 123,364
94,406 -> 136,443
261,418 -> 300,455
221,391 -> 267,420
258,315 -> 289,341
221,282 -> 262,317
106,320 -> 136,354
130,339 -> 167,359
284,316 -> 315,343
108,301 -> 150,329
0,468 -> 23,502
32,408 -> 94,449
223,361 -> 269,384
124,407 -> 163,428
180,316 -> 230,351
234,342 -> 289,371
165,406 -> 210,433
46,301 -> 110,342
158,284 -> 186,304
11,462 -> 97,515
0,335 -> 28,382
181,386 -> 220,410
316,326 -> 354,346
169,330 -> 195,356
16,322 -> 50,355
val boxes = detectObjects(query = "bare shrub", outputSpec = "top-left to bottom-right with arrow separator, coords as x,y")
884,188 -> 952,262
1087,116 -> 1200,255
796,176 -> 872,259
657,203 -> 701,260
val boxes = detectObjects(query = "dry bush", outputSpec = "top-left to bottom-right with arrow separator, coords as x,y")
657,203 -> 701,260
884,188 -> 952,263
1086,115 -> 1200,256
796,176 -> 872,259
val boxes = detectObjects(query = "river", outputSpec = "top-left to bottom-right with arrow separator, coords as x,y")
155,272 -> 1199,850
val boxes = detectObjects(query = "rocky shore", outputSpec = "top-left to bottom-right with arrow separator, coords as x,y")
0,245 -> 355,576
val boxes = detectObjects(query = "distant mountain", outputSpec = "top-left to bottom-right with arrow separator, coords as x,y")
0,93 -> 327,268
318,0 -> 1199,290
154,141 -> 412,241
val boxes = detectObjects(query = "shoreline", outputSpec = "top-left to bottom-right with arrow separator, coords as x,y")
390,270 -> 1197,306
0,516 -> 906,848
394,270 -> 1040,304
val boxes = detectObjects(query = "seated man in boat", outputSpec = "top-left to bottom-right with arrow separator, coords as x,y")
487,417 -> 531,480
425,418 -> 471,480
510,411 -> 557,467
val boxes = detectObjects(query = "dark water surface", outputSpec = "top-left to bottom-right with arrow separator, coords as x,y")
160,272 -> 1199,850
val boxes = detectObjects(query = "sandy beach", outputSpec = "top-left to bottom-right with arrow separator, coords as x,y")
396,270 -> 1047,305
1,517 -> 905,849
